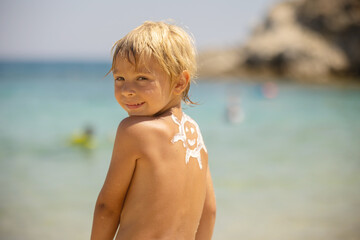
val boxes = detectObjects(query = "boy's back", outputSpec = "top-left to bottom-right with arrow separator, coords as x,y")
115,112 -> 208,239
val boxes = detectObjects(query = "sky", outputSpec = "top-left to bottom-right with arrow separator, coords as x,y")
0,0 -> 280,62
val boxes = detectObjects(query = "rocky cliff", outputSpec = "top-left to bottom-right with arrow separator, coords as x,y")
198,0 -> 360,82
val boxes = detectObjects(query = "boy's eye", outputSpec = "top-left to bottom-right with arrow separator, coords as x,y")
138,76 -> 148,81
115,77 -> 125,81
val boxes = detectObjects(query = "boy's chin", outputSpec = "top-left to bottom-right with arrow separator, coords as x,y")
127,111 -> 153,117
127,110 -> 166,118
125,106 -> 174,117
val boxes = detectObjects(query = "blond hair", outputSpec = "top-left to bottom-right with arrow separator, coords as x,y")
110,21 -> 197,104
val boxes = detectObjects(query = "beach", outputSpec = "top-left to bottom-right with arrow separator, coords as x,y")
1,62 -> 360,239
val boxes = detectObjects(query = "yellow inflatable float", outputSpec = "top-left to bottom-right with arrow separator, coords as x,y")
70,126 -> 96,149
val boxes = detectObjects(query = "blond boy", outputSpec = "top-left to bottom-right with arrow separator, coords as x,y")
91,21 -> 216,240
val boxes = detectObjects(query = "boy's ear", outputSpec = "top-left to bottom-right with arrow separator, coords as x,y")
173,70 -> 190,95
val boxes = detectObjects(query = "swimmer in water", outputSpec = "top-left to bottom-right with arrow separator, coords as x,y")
70,125 -> 95,149
91,21 -> 216,240
226,95 -> 244,124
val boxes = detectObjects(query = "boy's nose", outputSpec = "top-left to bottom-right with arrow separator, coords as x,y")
121,83 -> 136,97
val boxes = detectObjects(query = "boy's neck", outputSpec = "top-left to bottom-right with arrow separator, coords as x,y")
154,103 -> 183,119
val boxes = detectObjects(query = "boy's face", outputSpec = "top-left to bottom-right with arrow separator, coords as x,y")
113,56 -> 179,116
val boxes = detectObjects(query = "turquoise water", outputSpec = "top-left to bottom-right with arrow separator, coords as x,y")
1,62 -> 360,239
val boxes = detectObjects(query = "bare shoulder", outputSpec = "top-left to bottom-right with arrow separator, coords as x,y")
118,116 -> 170,136
116,116 -> 171,152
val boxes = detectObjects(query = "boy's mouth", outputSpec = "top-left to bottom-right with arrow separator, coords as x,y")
126,102 -> 145,109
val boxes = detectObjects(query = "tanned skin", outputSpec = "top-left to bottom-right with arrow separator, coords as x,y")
91,57 -> 216,240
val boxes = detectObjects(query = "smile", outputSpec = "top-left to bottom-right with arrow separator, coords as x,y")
126,102 -> 145,109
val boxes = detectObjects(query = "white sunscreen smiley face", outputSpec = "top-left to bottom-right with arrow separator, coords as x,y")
171,113 -> 207,169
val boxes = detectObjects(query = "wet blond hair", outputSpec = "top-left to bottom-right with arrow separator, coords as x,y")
110,21 -> 197,104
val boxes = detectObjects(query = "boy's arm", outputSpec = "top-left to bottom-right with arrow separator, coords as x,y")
195,166 -> 216,240
91,121 -> 138,240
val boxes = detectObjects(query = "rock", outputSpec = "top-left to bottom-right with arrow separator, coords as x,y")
198,0 -> 360,82
296,0 -> 360,76
197,48 -> 243,77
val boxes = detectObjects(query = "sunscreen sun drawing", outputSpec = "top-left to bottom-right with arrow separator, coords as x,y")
171,113 -> 207,169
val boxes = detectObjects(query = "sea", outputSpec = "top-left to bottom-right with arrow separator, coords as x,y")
0,62 -> 359,240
